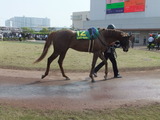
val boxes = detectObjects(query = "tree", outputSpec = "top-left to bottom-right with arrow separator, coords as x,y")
39,28 -> 51,35
21,27 -> 35,34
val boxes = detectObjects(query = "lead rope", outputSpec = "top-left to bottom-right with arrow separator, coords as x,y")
95,30 -> 108,47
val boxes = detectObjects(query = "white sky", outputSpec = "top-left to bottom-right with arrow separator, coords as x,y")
0,0 -> 90,27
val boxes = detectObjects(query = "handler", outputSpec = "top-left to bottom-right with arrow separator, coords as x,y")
93,24 -> 122,78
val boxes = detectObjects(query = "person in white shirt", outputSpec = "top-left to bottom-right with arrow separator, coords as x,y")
148,34 -> 154,50
157,33 -> 160,38
19,33 -> 22,41
0,34 -> 3,40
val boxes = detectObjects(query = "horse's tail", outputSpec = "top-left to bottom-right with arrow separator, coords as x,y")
34,32 -> 55,63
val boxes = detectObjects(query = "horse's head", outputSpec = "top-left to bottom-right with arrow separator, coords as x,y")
119,33 -> 131,52
98,29 -> 131,52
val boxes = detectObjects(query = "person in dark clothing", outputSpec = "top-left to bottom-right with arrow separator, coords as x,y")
130,34 -> 135,48
93,24 -> 122,78
143,36 -> 146,45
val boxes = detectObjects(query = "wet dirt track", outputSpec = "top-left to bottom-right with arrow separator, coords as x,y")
0,68 -> 160,110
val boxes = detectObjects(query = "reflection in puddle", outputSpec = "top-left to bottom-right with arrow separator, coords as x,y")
0,81 -> 95,99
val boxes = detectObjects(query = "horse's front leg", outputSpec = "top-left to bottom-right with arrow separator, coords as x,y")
158,43 -> 160,50
99,53 -> 108,80
89,53 -> 99,82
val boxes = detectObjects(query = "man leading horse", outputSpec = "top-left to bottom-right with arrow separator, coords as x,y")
34,27 -> 131,82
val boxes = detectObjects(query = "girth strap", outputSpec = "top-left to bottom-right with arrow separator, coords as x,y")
88,39 -> 94,52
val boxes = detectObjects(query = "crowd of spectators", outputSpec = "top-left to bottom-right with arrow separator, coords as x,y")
0,32 -> 48,41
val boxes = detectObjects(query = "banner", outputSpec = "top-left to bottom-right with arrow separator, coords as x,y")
106,0 -> 124,4
106,2 -> 124,9
124,0 -> 145,13
106,0 -> 145,14
107,8 -> 124,14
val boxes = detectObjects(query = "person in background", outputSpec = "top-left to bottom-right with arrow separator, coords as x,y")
148,34 -> 154,50
18,33 -> 22,41
157,32 -> 160,38
130,34 -> 135,48
93,24 -> 122,78
143,36 -> 146,45
0,33 -> 3,41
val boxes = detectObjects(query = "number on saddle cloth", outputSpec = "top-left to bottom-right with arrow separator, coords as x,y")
76,27 -> 99,40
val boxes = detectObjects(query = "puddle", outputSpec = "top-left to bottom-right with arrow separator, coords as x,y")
0,81 -> 94,99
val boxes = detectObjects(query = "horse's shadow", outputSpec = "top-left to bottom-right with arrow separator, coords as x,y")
25,79 -> 67,86
93,77 -> 115,83
25,76 -> 115,86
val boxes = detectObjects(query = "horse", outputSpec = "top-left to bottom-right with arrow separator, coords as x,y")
34,29 -> 131,82
154,37 -> 160,50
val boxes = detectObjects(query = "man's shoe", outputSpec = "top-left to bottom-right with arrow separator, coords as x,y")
114,74 -> 122,78
93,72 -> 97,77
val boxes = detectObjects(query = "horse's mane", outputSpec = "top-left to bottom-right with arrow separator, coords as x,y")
99,28 -> 129,37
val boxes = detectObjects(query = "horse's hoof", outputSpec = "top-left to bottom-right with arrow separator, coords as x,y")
41,75 -> 45,79
91,79 -> 95,83
104,75 -> 107,80
66,77 -> 70,80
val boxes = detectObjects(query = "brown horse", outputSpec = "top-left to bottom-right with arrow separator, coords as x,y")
155,37 -> 160,50
34,29 -> 130,82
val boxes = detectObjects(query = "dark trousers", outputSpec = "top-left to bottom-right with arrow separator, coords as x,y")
94,51 -> 119,77
148,42 -> 153,50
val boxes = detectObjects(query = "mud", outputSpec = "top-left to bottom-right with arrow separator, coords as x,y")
0,68 -> 160,110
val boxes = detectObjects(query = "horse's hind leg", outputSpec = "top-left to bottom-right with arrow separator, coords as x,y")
42,52 -> 59,79
158,43 -> 160,50
58,51 -> 70,80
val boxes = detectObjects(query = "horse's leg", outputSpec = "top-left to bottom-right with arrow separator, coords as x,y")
98,53 -> 108,80
157,43 -> 160,50
89,52 -> 99,82
42,52 -> 59,79
58,50 -> 70,80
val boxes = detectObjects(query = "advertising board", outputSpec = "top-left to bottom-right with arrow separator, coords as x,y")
106,0 -> 145,14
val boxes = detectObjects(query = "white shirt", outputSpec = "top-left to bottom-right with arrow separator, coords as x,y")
19,34 -> 22,37
148,37 -> 154,42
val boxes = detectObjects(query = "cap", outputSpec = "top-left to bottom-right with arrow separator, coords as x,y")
107,24 -> 116,29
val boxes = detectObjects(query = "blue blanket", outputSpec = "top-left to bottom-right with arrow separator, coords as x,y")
76,27 -> 99,40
